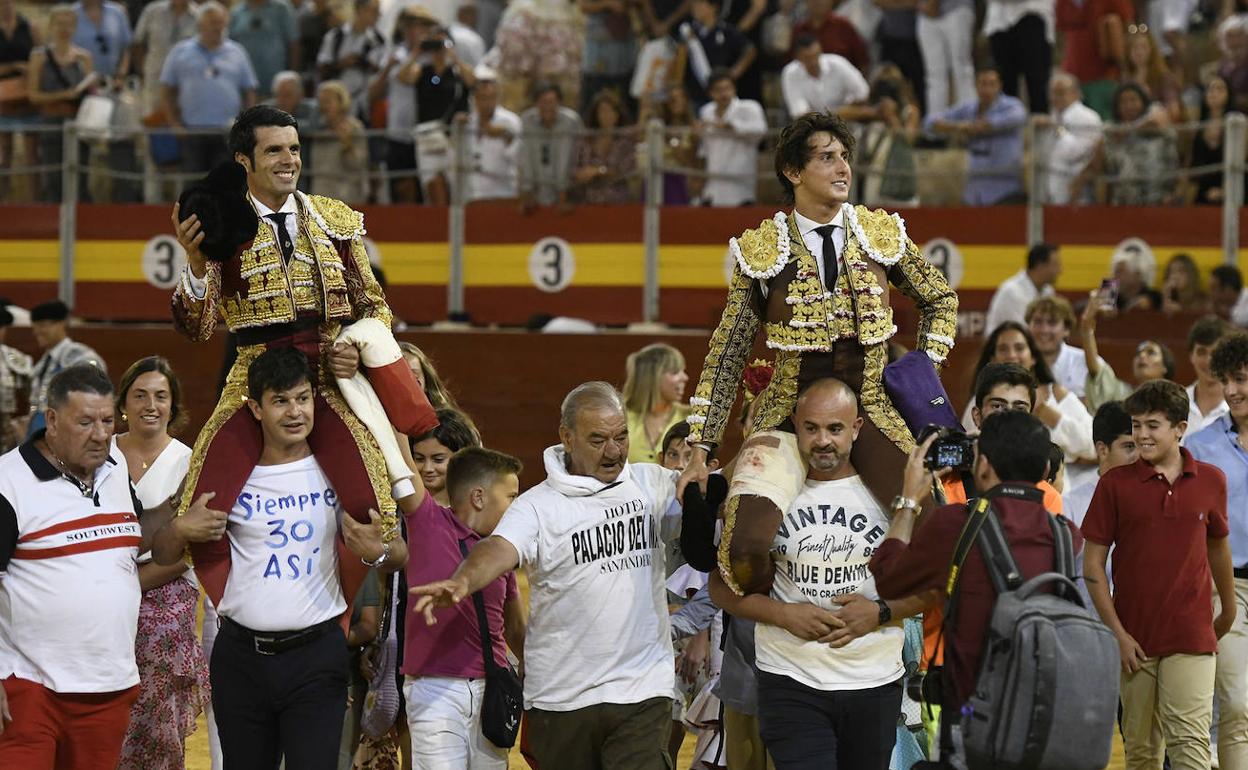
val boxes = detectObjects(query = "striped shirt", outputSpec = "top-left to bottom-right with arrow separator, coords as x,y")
0,432 -> 143,693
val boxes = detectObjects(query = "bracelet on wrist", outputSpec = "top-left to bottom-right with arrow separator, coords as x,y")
362,539 -> 391,568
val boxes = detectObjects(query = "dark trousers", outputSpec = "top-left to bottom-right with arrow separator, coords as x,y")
181,133 -> 230,176
210,618 -> 348,770
526,696 -> 673,770
988,13 -> 1051,113
879,35 -> 927,114
757,671 -> 902,770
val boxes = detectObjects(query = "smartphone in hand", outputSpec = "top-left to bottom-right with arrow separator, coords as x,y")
1099,278 -> 1119,311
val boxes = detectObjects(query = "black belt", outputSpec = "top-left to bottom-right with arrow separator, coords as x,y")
220,616 -> 339,656
234,317 -> 320,347
1235,567 -> 1248,580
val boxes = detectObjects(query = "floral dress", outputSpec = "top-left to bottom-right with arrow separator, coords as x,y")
116,437 -> 213,770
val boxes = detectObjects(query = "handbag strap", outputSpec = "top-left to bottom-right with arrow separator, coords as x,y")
458,539 -> 500,674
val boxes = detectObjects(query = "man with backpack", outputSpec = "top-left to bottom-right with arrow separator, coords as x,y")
869,410 -> 1118,769
1083,379 -> 1236,770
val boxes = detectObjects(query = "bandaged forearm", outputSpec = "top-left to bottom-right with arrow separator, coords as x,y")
718,431 -> 805,596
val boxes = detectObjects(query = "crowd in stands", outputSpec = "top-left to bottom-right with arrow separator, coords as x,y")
3,0 -> 1248,205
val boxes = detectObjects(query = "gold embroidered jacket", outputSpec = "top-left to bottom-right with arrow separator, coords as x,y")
687,205 -> 958,451
171,192 -> 391,339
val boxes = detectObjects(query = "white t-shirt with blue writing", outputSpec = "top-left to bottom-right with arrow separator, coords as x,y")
217,455 -> 346,632
755,474 -> 904,691
492,445 -> 678,712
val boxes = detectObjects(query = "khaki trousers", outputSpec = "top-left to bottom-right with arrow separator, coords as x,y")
1120,653 -> 1215,770
1216,578 -> 1248,770
722,705 -> 774,770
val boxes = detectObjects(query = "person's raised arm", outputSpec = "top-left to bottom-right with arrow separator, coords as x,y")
409,536 -> 521,624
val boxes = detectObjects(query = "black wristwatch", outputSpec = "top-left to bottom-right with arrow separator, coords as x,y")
876,598 -> 892,626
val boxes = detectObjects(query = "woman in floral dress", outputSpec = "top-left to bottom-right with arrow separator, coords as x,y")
114,356 -> 211,770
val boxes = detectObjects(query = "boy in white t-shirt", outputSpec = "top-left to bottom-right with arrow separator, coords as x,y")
709,378 -> 927,770
156,347 -> 409,770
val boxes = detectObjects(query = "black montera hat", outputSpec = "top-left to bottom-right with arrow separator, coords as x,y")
0,305 -> 12,328
30,300 -> 69,322
176,161 -> 259,263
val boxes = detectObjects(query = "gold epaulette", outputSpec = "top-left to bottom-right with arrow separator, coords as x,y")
730,212 -> 791,280
305,194 -> 366,241
846,204 -> 909,267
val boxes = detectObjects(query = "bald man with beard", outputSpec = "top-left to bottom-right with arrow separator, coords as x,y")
709,379 -> 927,770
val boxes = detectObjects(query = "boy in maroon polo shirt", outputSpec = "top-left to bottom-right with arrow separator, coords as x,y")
1082,379 -> 1236,770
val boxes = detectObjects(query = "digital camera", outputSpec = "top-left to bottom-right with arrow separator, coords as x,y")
917,424 -> 976,471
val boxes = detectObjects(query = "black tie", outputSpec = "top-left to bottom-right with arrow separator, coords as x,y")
268,213 -> 294,263
815,224 -> 839,292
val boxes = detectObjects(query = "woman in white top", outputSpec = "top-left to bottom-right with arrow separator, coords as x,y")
113,357 -> 212,770
962,322 -> 1096,471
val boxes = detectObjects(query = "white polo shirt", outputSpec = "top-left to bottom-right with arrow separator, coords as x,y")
0,435 -> 143,693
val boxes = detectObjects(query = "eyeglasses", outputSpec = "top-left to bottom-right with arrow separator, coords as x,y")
1127,23 -> 1149,35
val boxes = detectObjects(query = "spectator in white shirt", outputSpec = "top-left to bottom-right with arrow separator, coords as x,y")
316,0 -> 384,121
696,69 -> 767,206
1211,265 -> 1248,329
780,35 -> 870,119
449,2 -> 486,66
1027,293 -> 1105,402
1044,72 -> 1102,204
463,65 -> 523,202
132,0 -> 199,118
411,381 -> 680,769
368,6 -> 437,203
1185,315 -> 1232,440
984,243 -> 1060,336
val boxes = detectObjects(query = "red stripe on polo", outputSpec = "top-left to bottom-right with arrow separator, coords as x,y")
13,535 -> 143,560
17,512 -> 138,543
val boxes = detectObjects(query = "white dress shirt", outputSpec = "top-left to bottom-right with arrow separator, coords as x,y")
698,97 -> 768,207
1184,382 -> 1230,443
983,269 -> 1053,335
467,105 -> 524,202
780,54 -> 870,119
760,207 -> 847,298
185,193 -> 298,299
1234,288 -> 1248,328
1046,100 -> 1102,205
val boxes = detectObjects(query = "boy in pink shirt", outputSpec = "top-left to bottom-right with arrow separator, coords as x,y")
401,446 -> 527,768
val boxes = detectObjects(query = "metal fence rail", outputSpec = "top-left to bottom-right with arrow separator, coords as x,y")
1,113 -> 1243,324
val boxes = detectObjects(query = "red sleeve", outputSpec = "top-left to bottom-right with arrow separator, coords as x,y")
848,25 -> 869,72
1055,0 -> 1075,29
1206,466 -> 1230,539
1080,475 -> 1117,547
869,505 -> 964,600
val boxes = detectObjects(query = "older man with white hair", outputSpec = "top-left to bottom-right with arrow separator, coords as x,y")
1044,72 -> 1102,205
412,381 -> 681,770
160,0 -> 259,173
